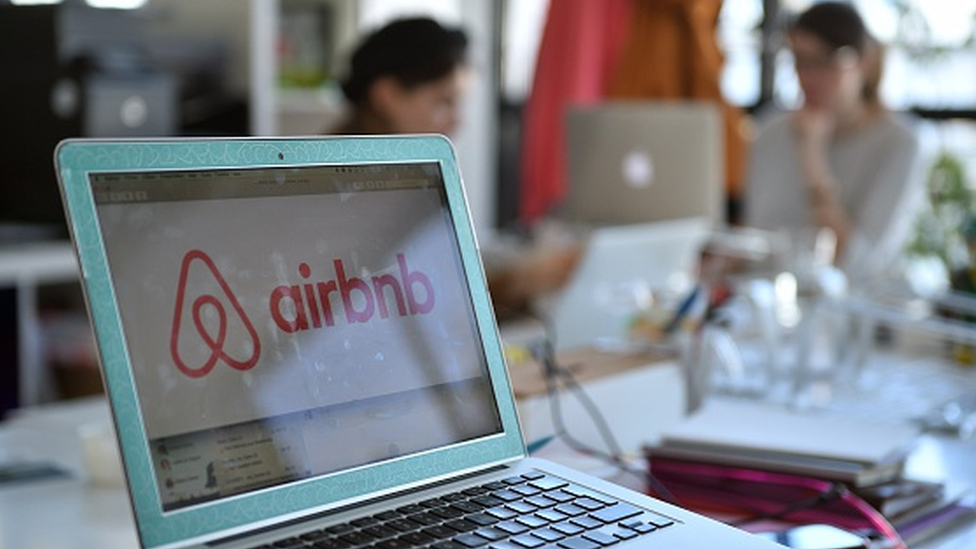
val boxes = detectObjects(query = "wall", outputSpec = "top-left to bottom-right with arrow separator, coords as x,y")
249,0 -> 499,237
145,0 -> 252,97
138,0 -> 499,236
453,0 -> 498,240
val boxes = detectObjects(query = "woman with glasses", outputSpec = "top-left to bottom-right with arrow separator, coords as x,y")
743,2 -> 921,283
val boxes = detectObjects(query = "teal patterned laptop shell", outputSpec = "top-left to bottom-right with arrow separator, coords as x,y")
55,136 -> 525,549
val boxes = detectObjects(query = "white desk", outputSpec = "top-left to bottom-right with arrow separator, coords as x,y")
900,437 -> 976,548
0,397 -> 137,549
1,351 -> 975,549
821,342 -> 976,548
507,347 -> 687,456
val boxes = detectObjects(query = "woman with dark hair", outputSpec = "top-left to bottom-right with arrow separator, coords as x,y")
332,17 -> 470,136
744,2 -> 921,281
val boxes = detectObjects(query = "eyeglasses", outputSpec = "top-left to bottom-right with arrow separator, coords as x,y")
792,46 -> 859,72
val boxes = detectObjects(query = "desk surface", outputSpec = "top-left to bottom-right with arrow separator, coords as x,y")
901,436 -> 976,548
1,349 -> 975,549
0,397 -> 138,549
824,338 -> 976,548
507,346 -> 677,398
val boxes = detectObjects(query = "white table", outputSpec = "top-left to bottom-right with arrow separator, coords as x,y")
0,397 -> 137,549
1,355 -> 974,549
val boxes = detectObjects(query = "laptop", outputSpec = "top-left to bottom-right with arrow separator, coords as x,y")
549,218 -> 711,352
54,135 -> 779,549
560,101 -> 724,226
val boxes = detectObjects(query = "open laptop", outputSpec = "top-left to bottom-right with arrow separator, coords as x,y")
54,135 -> 779,549
560,101 -> 724,227
549,218 -> 712,352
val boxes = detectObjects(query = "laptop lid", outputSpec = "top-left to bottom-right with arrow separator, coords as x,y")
54,135 -> 525,549
560,101 -> 724,226
550,218 -> 711,352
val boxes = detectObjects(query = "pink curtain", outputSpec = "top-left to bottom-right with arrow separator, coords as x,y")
518,0 -> 632,224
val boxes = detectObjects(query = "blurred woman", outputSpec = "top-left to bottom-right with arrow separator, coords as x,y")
332,17 -> 471,136
744,2 -> 920,282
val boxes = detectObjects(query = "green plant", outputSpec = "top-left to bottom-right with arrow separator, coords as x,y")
906,151 -> 976,274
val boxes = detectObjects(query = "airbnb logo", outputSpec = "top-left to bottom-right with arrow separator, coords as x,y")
169,250 -> 435,378
170,250 -> 262,378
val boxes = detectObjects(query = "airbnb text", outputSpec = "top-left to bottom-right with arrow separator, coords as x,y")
270,253 -> 435,333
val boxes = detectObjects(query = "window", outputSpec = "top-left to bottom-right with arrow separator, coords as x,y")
718,0 -> 976,111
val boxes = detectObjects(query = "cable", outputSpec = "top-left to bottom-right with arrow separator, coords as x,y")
729,482 -> 847,527
549,353 -> 681,505
516,310 -> 905,548
523,309 -> 681,506
535,339 -> 622,460
728,481 -> 905,549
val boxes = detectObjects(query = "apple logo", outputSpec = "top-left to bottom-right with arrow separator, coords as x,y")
622,150 -> 654,189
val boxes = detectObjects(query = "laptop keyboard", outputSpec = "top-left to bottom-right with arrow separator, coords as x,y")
248,470 -> 677,549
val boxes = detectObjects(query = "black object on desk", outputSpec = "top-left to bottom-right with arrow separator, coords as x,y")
0,461 -> 70,486
0,287 -> 17,420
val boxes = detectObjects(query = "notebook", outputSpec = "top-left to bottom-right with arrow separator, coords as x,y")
54,135 -> 779,549
560,101 -> 724,226
550,218 -> 711,351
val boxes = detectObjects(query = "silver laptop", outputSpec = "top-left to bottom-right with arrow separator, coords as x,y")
54,135 -> 778,549
561,102 -> 724,226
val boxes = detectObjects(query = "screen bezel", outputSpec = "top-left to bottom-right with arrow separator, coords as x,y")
55,136 -> 525,549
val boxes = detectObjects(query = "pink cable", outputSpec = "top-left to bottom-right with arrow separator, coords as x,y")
647,457 -> 906,548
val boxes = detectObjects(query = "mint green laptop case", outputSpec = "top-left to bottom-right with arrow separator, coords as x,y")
55,136 -> 525,549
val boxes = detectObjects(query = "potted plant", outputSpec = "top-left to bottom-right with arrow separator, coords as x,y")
906,151 -> 976,362
906,151 -> 975,283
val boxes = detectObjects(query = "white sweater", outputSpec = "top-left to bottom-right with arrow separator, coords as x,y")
743,109 -> 922,283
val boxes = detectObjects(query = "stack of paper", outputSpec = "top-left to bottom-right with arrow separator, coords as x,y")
645,398 -> 976,544
890,483 -> 976,546
647,398 -> 921,487
855,478 -> 944,519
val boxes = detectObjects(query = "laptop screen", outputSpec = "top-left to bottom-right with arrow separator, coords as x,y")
89,161 -> 502,512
